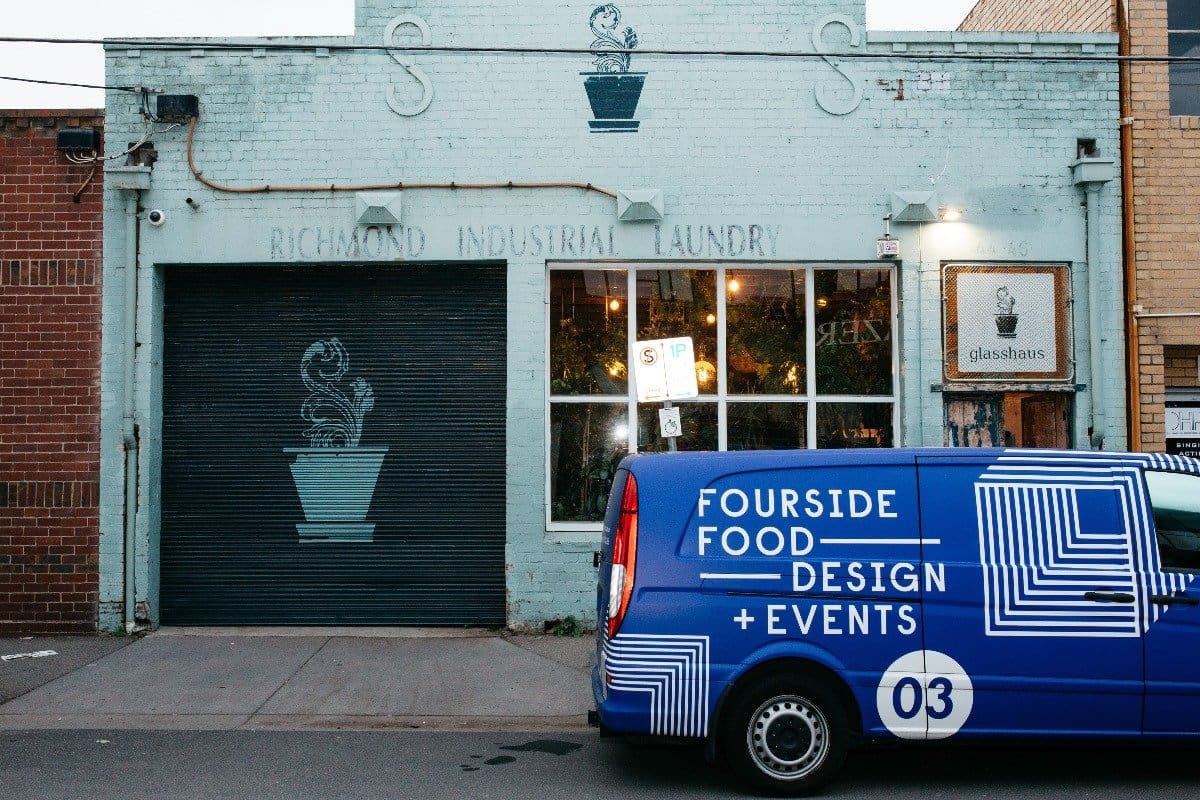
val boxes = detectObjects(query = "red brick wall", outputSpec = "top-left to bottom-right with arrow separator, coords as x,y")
0,110 -> 103,633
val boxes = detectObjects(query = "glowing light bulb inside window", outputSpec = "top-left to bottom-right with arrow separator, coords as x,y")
609,299 -> 621,312
613,423 -> 629,442
727,278 -> 741,294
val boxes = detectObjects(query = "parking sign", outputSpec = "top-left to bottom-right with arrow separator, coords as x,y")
634,337 -> 699,403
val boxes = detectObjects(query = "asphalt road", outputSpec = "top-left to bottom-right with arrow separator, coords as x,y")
3,729 -> 1199,799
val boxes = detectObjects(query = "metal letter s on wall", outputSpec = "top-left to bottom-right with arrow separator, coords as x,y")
385,14 -> 435,116
811,14 -> 864,117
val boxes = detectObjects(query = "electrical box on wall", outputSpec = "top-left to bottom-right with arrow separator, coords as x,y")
56,127 -> 99,153
156,94 -> 200,122
876,237 -> 900,258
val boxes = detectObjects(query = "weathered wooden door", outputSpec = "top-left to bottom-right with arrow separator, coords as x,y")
945,395 -> 1002,447
1021,394 -> 1070,448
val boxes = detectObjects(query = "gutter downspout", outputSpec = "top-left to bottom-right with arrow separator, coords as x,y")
122,191 -> 139,633
108,165 -> 151,634
1117,0 -> 1140,450
1072,157 -> 1117,450
1086,183 -> 1107,450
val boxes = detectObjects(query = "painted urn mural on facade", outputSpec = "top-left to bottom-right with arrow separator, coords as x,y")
284,338 -> 387,543
582,4 -> 645,132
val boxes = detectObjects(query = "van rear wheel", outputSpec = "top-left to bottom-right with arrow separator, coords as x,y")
720,674 -> 848,796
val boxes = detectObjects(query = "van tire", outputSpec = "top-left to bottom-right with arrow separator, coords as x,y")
720,673 -> 848,796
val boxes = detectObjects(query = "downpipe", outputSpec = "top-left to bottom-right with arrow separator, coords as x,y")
1084,183 -> 1106,451
122,192 -> 140,633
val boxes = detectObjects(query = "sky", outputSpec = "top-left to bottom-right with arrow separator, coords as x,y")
0,0 -> 980,108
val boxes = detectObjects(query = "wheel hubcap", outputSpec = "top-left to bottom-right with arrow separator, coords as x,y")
747,695 -> 829,780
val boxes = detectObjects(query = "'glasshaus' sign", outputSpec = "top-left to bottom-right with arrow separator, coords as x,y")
943,265 -> 1073,382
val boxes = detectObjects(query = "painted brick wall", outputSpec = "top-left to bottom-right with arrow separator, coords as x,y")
0,111 -> 103,633
101,0 -> 1122,628
960,2 -> 1200,454
959,0 -> 1116,33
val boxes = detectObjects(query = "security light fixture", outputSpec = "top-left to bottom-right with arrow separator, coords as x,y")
616,189 -> 665,222
355,191 -> 402,226
938,206 -> 964,222
890,191 -> 938,223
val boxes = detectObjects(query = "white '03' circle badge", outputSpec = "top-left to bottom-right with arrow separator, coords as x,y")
876,650 -> 974,740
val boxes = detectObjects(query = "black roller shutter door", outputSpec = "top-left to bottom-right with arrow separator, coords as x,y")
161,264 -> 506,624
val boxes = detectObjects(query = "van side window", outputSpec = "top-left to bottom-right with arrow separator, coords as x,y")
1145,471 -> 1200,572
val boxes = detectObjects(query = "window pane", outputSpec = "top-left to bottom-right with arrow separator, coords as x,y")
1169,2 -> 1200,31
726,269 -> 806,395
550,270 -> 627,396
636,270 -> 718,395
1170,35 -> 1200,116
728,403 -> 808,450
550,403 -> 629,521
1145,471 -> 1200,571
816,403 -> 894,448
637,402 -> 717,452
814,269 -> 893,395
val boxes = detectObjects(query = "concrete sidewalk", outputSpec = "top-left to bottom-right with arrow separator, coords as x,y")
0,628 -> 595,731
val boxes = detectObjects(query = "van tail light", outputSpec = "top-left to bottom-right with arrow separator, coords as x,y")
607,472 -> 639,640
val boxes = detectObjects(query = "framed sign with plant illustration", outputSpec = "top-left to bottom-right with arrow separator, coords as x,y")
943,264 -> 1073,383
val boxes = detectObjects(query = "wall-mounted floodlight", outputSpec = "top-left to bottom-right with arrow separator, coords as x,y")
616,189 -> 665,223
355,191 -> 402,226
890,191 -> 938,223
938,206 -> 964,222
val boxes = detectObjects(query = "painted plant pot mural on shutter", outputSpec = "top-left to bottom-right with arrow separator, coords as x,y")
284,338 -> 387,543
581,4 -> 646,132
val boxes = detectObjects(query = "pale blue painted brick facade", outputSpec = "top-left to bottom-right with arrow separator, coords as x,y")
100,0 -> 1122,629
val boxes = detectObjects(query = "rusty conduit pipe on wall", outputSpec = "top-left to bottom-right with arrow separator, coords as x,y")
1118,0 -> 1141,450
185,117 -> 618,199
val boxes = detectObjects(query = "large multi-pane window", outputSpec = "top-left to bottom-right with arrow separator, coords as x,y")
1170,1 -> 1200,116
548,264 -> 896,524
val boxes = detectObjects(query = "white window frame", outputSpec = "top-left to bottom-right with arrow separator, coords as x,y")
546,261 -> 900,533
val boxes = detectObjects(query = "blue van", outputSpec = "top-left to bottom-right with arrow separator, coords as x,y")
592,448 -> 1200,795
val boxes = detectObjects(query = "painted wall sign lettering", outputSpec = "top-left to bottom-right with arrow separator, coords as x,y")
269,226 -> 426,260
384,14 -> 435,116
812,14 -> 864,116
458,224 -> 616,258
581,4 -> 646,132
653,224 -> 782,258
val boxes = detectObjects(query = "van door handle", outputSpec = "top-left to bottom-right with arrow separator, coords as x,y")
1149,594 -> 1200,607
1084,591 -> 1136,604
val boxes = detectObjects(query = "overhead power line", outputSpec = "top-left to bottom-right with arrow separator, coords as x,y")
0,74 -> 139,92
0,34 -> 1199,64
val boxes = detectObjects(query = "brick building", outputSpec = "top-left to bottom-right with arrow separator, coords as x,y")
961,0 -> 1200,455
98,0 -> 1121,629
0,110 -> 103,633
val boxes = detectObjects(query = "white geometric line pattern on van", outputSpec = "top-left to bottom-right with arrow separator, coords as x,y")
603,634 -> 710,736
976,451 -> 1199,636
976,481 -> 1141,636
